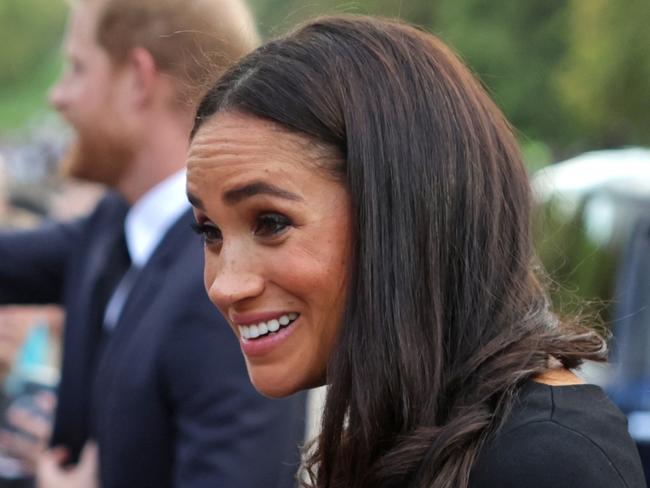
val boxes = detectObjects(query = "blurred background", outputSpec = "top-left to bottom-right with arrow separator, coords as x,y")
1,0 -> 649,172
1,0 -> 648,211
0,0 -> 649,476
3,0 -> 647,305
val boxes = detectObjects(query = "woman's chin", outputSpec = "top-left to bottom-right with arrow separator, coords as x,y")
251,377 -> 301,399
247,366 -> 325,399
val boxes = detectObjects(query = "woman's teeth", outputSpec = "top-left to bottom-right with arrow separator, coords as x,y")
238,313 -> 299,340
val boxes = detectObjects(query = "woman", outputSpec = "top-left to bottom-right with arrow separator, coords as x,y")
186,16 -> 644,488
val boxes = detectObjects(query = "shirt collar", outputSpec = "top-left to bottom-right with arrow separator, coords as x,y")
124,170 -> 189,267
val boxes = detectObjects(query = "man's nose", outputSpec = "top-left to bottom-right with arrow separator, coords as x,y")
48,79 -> 68,112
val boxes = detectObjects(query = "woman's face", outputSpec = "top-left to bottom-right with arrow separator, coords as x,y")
186,111 -> 352,397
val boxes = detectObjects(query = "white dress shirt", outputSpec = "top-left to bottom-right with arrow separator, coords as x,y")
124,169 -> 190,268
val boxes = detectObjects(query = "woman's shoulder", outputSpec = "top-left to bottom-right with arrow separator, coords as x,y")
469,381 -> 645,488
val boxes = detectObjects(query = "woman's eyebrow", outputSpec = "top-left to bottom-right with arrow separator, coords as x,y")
223,181 -> 303,204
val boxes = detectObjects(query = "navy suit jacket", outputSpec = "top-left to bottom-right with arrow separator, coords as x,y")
0,192 -> 307,487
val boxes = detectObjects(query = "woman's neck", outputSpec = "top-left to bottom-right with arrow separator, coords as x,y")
533,368 -> 584,386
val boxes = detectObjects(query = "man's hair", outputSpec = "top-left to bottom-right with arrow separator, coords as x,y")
86,0 -> 259,109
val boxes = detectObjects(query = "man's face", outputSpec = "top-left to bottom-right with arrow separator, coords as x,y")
49,2 -> 136,186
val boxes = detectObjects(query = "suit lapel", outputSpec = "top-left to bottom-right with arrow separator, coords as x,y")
94,209 -> 194,377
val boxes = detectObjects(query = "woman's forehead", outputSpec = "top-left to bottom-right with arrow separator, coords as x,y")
188,112 -> 339,174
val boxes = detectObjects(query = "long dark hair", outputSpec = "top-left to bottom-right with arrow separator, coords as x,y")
192,16 -> 606,488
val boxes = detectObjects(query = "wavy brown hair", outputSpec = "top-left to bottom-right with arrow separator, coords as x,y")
192,16 -> 606,488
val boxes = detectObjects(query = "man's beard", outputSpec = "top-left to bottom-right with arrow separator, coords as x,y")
60,122 -> 136,189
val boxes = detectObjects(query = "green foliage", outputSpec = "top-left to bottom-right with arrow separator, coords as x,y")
1,0 -> 647,152
248,0 -> 433,37
251,0 -> 650,153
433,0 -> 649,152
0,0 -> 66,134
0,55 -> 62,132
521,140 -> 553,173
0,0 -> 66,86
435,0 -> 579,148
556,0 -> 650,148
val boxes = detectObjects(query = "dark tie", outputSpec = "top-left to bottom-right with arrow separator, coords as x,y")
87,222 -> 131,439
94,227 -> 132,326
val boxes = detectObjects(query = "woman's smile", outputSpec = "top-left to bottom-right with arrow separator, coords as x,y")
234,311 -> 299,340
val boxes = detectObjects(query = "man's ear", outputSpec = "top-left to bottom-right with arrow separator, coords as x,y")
125,47 -> 157,109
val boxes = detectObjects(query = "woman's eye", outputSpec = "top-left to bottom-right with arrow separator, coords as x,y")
254,213 -> 292,238
191,222 -> 222,246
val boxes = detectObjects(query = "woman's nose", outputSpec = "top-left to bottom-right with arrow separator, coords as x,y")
205,255 -> 265,309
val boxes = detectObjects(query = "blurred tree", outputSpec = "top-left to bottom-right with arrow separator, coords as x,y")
2,0 -> 647,152
556,0 -> 650,148
0,0 -> 66,87
0,0 -> 66,131
249,0 -> 433,37
435,0 -> 578,152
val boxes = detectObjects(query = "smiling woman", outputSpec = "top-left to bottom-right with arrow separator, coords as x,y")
185,15 -> 645,488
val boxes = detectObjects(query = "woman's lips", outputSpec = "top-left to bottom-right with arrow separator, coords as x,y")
237,314 -> 301,357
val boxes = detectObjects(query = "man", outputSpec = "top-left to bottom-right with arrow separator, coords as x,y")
0,0 -> 307,486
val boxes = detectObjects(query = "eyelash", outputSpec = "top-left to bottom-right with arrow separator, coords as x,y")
190,222 -> 222,246
253,212 -> 292,238
191,212 -> 292,247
